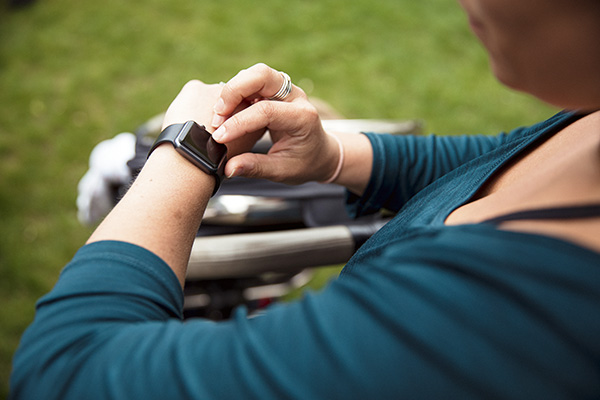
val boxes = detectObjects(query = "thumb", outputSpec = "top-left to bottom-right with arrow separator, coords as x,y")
224,153 -> 269,180
224,153 -> 301,184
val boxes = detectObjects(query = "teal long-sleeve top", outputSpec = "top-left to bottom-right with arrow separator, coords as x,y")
10,111 -> 600,399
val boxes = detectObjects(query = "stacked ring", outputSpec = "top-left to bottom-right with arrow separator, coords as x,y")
269,71 -> 293,101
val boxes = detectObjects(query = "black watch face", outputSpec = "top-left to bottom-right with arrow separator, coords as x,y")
178,122 -> 227,168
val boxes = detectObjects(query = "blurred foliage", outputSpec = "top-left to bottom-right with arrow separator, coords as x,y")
0,0 -> 554,395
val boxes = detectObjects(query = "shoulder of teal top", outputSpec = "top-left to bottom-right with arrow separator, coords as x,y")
346,110 -> 583,219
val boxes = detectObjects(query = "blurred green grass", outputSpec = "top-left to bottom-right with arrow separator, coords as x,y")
0,0 -> 555,395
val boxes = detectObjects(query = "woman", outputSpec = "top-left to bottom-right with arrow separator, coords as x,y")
10,0 -> 600,398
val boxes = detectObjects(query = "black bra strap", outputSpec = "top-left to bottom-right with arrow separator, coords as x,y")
482,204 -> 600,225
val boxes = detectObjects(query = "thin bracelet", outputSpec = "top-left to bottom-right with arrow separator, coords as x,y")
321,133 -> 344,184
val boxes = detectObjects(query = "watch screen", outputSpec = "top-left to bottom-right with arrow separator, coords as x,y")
180,122 -> 227,165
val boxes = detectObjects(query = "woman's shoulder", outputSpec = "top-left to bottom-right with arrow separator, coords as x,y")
500,110 -> 584,144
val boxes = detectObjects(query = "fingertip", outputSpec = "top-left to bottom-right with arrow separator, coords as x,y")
226,165 -> 244,179
213,98 -> 225,114
211,113 -> 225,129
225,157 -> 247,178
212,126 -> 227,142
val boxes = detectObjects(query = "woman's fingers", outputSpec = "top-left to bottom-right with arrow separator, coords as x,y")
225,150 -> 313,184
213,100 -> 315,143
212,63 -> 305,128
205,63 -> 341,186
224,153 -> 276,181
212,101 -> 271,143
159,75 -> 336,186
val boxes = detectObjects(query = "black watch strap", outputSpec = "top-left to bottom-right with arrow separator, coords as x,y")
147,122 -> 225,196
148,123 -> 185,157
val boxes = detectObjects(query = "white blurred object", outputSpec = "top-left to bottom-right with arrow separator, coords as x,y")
77,132 -> 136,226
321,119 -> 422,135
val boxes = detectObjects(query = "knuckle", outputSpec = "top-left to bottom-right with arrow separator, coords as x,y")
220,83 -> 235,99
220,82 -> 245,108
305,102 -> 320,119
252,63 -> 271,75
298,102 -> 320,124
227,115 -> 245,132
257,100 -> 276,120
236,67 -> 251,80
245,156 -> 263,178
250,63 -> 278,84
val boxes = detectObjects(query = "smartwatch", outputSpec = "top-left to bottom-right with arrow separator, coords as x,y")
148,121 -> 228,196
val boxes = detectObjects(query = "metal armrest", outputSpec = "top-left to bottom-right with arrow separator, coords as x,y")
188,225 -> 355,280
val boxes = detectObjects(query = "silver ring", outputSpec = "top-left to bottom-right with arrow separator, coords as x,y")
269,71 -> 292,101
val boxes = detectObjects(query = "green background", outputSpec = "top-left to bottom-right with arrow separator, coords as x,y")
0,0 -> 554,396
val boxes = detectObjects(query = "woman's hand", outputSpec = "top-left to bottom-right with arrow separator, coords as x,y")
211,63 -> 341,185
162,80 -> 222,130
162,79 -> 267,159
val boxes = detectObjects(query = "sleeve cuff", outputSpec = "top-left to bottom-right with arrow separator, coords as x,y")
40,240 -> 185,320
345,132 -> 406,219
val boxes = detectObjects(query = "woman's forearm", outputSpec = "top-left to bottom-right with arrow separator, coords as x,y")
87,143 -> 214,286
